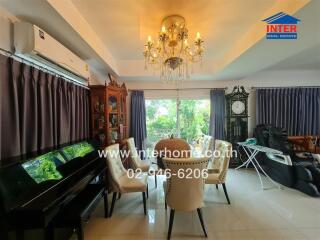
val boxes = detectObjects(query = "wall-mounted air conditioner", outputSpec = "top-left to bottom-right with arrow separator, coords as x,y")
14,22 -> 89,84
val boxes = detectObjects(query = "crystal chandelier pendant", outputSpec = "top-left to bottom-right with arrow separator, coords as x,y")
143,15 -> 204,84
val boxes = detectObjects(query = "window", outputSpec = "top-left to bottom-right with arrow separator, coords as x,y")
145,99 -> 210,150
179,99 -> 210,143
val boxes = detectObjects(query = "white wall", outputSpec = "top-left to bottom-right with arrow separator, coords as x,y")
0,9 -> 107,85
0,8 -> 15,52
125,69 -> 320,137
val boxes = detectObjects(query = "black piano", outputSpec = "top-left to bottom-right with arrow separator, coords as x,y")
0,141 -> 107,240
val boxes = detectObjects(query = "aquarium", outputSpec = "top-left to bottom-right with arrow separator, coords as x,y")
22,151 -> 65,183
61,141 -> 94,161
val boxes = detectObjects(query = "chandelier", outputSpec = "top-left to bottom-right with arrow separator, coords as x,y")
143,15 -> 204,83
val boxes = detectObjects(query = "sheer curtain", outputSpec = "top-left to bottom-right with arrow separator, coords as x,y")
209,89 -> 226,140
0,54 -> 90,166
130,91 -> 147,154
256,87 -> 320,135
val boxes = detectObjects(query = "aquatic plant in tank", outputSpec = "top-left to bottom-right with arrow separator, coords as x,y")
62,141 -> 94,161
22,151 -> 65,183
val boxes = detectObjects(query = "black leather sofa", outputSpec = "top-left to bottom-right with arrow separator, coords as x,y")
254,124 -> 320,197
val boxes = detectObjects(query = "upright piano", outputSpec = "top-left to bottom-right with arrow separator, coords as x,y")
0,141 -> 107,240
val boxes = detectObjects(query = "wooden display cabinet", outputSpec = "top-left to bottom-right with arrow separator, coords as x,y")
89,75 -> 128,149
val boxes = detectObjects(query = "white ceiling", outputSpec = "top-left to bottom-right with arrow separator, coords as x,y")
71,0 -> 277,61
69,0 -> 320,80
0,0 -> 115,76
0,0 -> 318,82
266,45 -> 320,70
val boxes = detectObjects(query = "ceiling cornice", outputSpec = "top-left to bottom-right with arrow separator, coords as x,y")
46,0 -> 119,76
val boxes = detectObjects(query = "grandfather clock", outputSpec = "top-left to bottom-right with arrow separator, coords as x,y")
225,86 -> 249,168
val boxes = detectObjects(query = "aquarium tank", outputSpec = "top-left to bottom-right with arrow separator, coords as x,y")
62,141 -> 94,161
22,151 -> 66,183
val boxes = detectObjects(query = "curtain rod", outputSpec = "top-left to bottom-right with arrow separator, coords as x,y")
128,87 -> 228,91
251,86 -> 320,90
0,48 -> 89,89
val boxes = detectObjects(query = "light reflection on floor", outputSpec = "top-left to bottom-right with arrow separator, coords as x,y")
75,169 -> 320,240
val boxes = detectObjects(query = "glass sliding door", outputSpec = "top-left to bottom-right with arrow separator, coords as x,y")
179,99 -> 210,143
145,98 -> 210,151
145,99 -> 178,151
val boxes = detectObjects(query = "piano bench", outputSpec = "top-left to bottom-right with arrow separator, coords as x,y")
46,184 -> 107,240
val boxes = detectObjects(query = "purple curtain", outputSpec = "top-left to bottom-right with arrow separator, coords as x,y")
130,91 -> 147,153
0,55 -> 90,166
209,89 -> 226,140
256,88 -> 320,135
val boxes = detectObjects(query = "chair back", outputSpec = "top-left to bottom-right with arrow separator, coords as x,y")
155,137 -> 191,158
163,157 -> 209,212
212,140 -> 232,183
155,137 -> 191,169
105,144 -> 127,192
200,135 -> 214,156
127,138 -> 143,169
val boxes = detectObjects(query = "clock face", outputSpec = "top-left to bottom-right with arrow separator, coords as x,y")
231,100 -> 245,115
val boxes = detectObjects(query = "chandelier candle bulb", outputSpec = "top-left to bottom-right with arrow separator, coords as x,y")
143,15 -> 204,83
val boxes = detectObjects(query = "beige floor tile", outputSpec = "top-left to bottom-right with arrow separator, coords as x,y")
78,170 -> 320,240
297,228 -> 320,240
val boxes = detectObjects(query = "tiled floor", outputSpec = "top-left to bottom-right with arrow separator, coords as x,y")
80,169 -> 320,239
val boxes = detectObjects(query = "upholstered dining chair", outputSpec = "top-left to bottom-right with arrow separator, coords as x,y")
127,137 -> 150,172
200,135 -> 214,157
199,135 -> 214,167
127,137 -> 158,192
205,139 -> 232,204
163,157 -> 209,239
104,144 -> 148,217
154,136 -> 191,188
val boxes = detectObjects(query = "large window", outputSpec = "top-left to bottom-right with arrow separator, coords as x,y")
145,99 -> 210,150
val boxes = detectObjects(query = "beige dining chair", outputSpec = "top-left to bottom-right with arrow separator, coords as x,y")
104,144 -> 148,217
163,157 -> 209,239
154,137 -> 191,188
205,139 -> 232,204
127,137 -> 158,193
127,137 -> 150,172
199,135 -> 214,157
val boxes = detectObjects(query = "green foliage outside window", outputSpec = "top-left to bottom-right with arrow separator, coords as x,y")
146,99 -> 210,148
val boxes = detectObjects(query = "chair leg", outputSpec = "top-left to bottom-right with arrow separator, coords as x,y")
222,183 -> 231,204
165,198 -> 167,210
147,184 -> 149,198
0,227 -> 8,240
197,208 -> 208,237
118,193 -> 121,200
16,229 -> 24,240
167,209 -> 175,240
44,227 -> 54,240
216,184 -> 219,189
104,190 -> 109,218
76,219 -> 84,240
155,174 -> 157,188
142,192 -> 147,215
109,192 -> 117,217
0,218 -> 9,240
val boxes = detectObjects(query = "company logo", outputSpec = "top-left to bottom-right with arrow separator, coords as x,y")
262,12 -> 300,39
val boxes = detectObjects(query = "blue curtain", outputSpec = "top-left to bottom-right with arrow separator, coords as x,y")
209,89 -> 226,140
130,91 -> 147,153
256,88 -> 320,135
